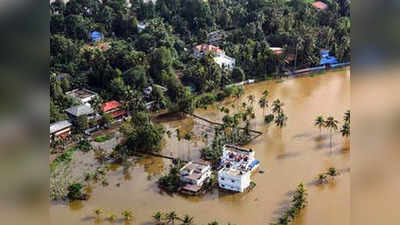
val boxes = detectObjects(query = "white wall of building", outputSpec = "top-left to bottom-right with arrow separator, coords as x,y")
180,162 -> 212,186
218,170 -> 251,192
214,55 -> 236,70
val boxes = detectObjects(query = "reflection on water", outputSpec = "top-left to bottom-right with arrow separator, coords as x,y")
69,200 -> 84,211
50,69 -> 350,225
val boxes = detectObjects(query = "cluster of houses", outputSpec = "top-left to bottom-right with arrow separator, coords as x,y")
193,30 -> 290,72
178,145 -> 260,194
49,89 -> 139,144
50,83 -> 168,144
50,88 -> 128,144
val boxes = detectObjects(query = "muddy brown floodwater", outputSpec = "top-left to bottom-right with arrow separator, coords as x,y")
50,69 -> 350,225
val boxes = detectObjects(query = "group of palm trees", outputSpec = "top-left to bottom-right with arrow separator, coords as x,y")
314,110 -> 350,148
93,208 -> 133,222
153,210 -> 194,225
226,88 -> 288,129
258,89 -> 288,128
270,183 -> 307,225
153,210 -> 234,225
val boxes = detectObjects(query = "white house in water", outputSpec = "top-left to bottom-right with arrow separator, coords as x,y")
218,145 -> 259,192
193,44 -> 236,70
179,161 -> 212,194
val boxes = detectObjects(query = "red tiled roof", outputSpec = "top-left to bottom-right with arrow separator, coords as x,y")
312,1 -> 328,10
111,110 -> 127,118
101,100 -> 122,112
194,44 -> 224,54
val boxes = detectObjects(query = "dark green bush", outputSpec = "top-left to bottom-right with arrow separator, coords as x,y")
264,114 -> 274,124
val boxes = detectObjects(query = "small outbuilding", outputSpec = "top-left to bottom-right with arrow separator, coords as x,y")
50,120 -> 72,143
101,100 -> 127,121
65,89 -> 98,106
90,31 -> 104,42
312,1 -> 328,10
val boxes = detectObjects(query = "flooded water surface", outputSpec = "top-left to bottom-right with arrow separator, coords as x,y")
50,69 -> 350,225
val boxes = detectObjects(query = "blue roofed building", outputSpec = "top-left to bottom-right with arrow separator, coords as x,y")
90,31 -> 103,42
320,49 -> 338,65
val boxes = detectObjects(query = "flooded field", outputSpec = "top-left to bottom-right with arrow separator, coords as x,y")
50,69 -> 350,225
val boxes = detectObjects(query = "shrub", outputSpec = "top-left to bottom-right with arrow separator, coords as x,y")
67,183 -> 87,200
50,147 -> 77,171
328,167 -> 337,176
195,93 -> 217,108
94,133 -> 114,143
317,173 -> 328,184
264,114 -> 274,124
125,123 -> 165,153
78,139 -> 92,152
158,163 -> 183,193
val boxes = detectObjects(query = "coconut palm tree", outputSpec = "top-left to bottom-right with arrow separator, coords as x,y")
176,128 -> 181,141
262,89 -> 270,98
241,102 -> 247,110
184,132 -> 193,161
325,116 -> 339,147
314,115 -> 325,133
180,214 -> 194,225
108,213 -> 117,222
327,167 -> 337,176
208,221 -> 219,225
246,106 -> 255,119
275,112 -> 288,128
344,110 -> 350,124
258,97 -> 268,117
121,210 -> 133,221
166,211 -> 178,224
94,208 -> 104,218
247,94 -> 255,106
153,211 -> 163,224
233,87 -> 244,104
341,122 -> 350,138
272,99 -> 284,114
317,173 -> 328,184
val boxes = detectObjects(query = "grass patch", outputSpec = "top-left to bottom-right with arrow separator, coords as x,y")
50,147 -> 78,172
94,133 -> 114,143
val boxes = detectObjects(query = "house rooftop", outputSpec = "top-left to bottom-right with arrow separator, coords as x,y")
180,161 -> 210,175
90,31 -> 103,41
270,47 -> 284,55
65,104 -> 94,117
66,89 -> 97,101
219,145 -> 255,175
101,100 -> 122,112
312,1 -> 328,10
194,44 -> 224,55
50,120 -> 72,134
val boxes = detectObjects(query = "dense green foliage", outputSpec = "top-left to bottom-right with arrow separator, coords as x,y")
158,160 -> 185,193
50,0 -> 350,124
67,183 -> 87,200
50,147 -> 78,171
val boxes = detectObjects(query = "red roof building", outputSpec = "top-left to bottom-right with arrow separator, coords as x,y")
101,100 -> 127,119
101,100 -> 122,112
312,1 -> 328,10
193,44 -> 224,56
